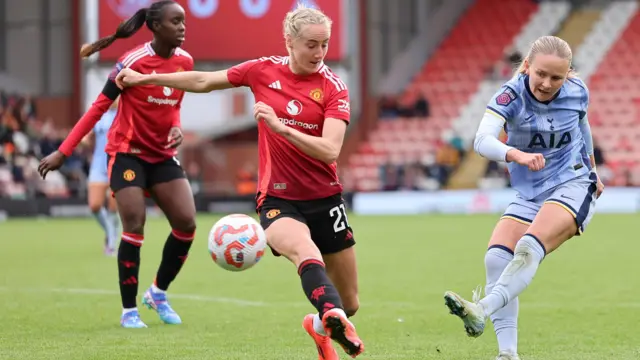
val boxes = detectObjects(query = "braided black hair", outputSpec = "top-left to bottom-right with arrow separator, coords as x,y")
80,1 -> 176,58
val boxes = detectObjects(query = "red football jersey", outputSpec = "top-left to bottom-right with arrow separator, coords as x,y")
227,56 -> 351,203
107,42 -> 194,163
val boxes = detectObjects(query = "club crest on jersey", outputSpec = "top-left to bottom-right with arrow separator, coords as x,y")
309,88 -> 323,102
496,88 -> 516,106
163,86 -> 173,96
108,62 -> 124,81
286,100 -> 303,116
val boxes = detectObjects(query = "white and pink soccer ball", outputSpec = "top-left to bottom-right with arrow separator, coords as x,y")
208,214 -> 267,272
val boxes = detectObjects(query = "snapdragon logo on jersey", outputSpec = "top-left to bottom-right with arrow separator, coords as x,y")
147,96 -> 178,106
279,100 -> 318,130
147,71 -> 178,106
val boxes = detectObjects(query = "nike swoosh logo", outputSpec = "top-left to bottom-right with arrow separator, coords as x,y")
560,194 -> 575,201
525,114 -> 535,121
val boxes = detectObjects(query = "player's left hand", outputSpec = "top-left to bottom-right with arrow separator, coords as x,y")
165,127 -> 183,149
254,102 -> 287,135
595,172 -> 605,199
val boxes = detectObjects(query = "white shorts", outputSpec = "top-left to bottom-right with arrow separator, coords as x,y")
501,172 -> 598,235
88,155 -> 109,183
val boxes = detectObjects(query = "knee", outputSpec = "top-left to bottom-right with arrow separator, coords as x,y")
173,217 -> 196,235
289,242 -> 322,268
89,202 -> 102,213
88,198 -> 103,213
120,211 -> 145,234
485,246 -> 513,272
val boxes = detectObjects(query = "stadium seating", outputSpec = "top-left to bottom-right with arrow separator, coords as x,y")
348,0 -> 538,191
588,8 -> 640,186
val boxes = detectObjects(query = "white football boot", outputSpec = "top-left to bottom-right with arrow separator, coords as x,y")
496,350 -> 520,360
443,286 -> 487,337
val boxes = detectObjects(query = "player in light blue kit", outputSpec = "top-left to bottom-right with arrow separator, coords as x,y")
85,98 -> 120,255
442,36 -> 605,360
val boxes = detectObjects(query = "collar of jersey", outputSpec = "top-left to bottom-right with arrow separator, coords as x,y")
285,59 -> 324,80
523,74 -> 561,105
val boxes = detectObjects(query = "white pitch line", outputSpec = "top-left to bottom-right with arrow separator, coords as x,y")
0,286 -> 270,307
0,286 -> 637,310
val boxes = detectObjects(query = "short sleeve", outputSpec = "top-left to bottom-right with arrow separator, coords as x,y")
324,88 -> 350,124
227,59 -> 263,87
184,56 -> 195,72
486,85 -> 519,121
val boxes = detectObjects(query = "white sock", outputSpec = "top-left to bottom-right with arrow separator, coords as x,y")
313,314 -> 327,335
485,247 -> 519,354
122,307 -> 137,315
151,283 -> 166,294
480,235 -> 545,317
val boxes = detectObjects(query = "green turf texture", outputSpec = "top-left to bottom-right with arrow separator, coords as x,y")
0,214 -> 637,359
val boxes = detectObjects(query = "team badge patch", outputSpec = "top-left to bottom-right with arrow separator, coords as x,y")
496,88 -> 516,106
108,62 -> 124,81
123,169 -> 136,181
266,209 -> 281,219
309,88 -> 323,102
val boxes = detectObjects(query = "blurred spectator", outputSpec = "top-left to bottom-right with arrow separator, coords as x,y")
489,47 -> 523,81
413,93 -> 430,118
379,96 -> 401,119
378,93 -> 431,119
0,90 -> 90,198
593,140 -> 612,185
236,162 -> 257,195
187,161 -> 203,195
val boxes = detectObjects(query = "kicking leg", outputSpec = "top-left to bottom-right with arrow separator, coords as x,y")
301,246 -> 359,360
266,217 -> 363,358
445,204 -> 577,338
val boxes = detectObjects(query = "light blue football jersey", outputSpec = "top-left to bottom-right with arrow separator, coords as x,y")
486,74 -> 591,200
92,108 -> 117,160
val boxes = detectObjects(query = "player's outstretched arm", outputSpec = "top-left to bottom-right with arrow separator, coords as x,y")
117,68 -> 233,93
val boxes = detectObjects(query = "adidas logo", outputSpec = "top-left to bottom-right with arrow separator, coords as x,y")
268,80 -> 281,89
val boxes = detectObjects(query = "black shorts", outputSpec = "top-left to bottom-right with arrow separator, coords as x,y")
258,193 -> 355,256
108,153 -> 186,194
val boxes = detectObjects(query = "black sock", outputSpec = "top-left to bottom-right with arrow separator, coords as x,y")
154,230 -> 194,291
118,232 -> 143,309
299,259 -> 343,318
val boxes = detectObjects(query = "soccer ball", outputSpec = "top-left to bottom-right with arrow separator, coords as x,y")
208,214 -> 267,272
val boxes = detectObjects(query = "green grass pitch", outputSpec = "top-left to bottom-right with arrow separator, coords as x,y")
0,214 -> 638,359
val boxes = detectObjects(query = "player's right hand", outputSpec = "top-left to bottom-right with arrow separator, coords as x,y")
37,150 -> 66,180
511,150 -> 545,171
115,68 -> 145,88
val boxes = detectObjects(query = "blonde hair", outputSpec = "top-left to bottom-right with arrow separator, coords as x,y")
283,3 -> 332,40
514,36 -> 577,78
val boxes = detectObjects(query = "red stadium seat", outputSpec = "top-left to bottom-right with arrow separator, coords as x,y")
348,0 -> 538,190
587,12 -> 640,185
